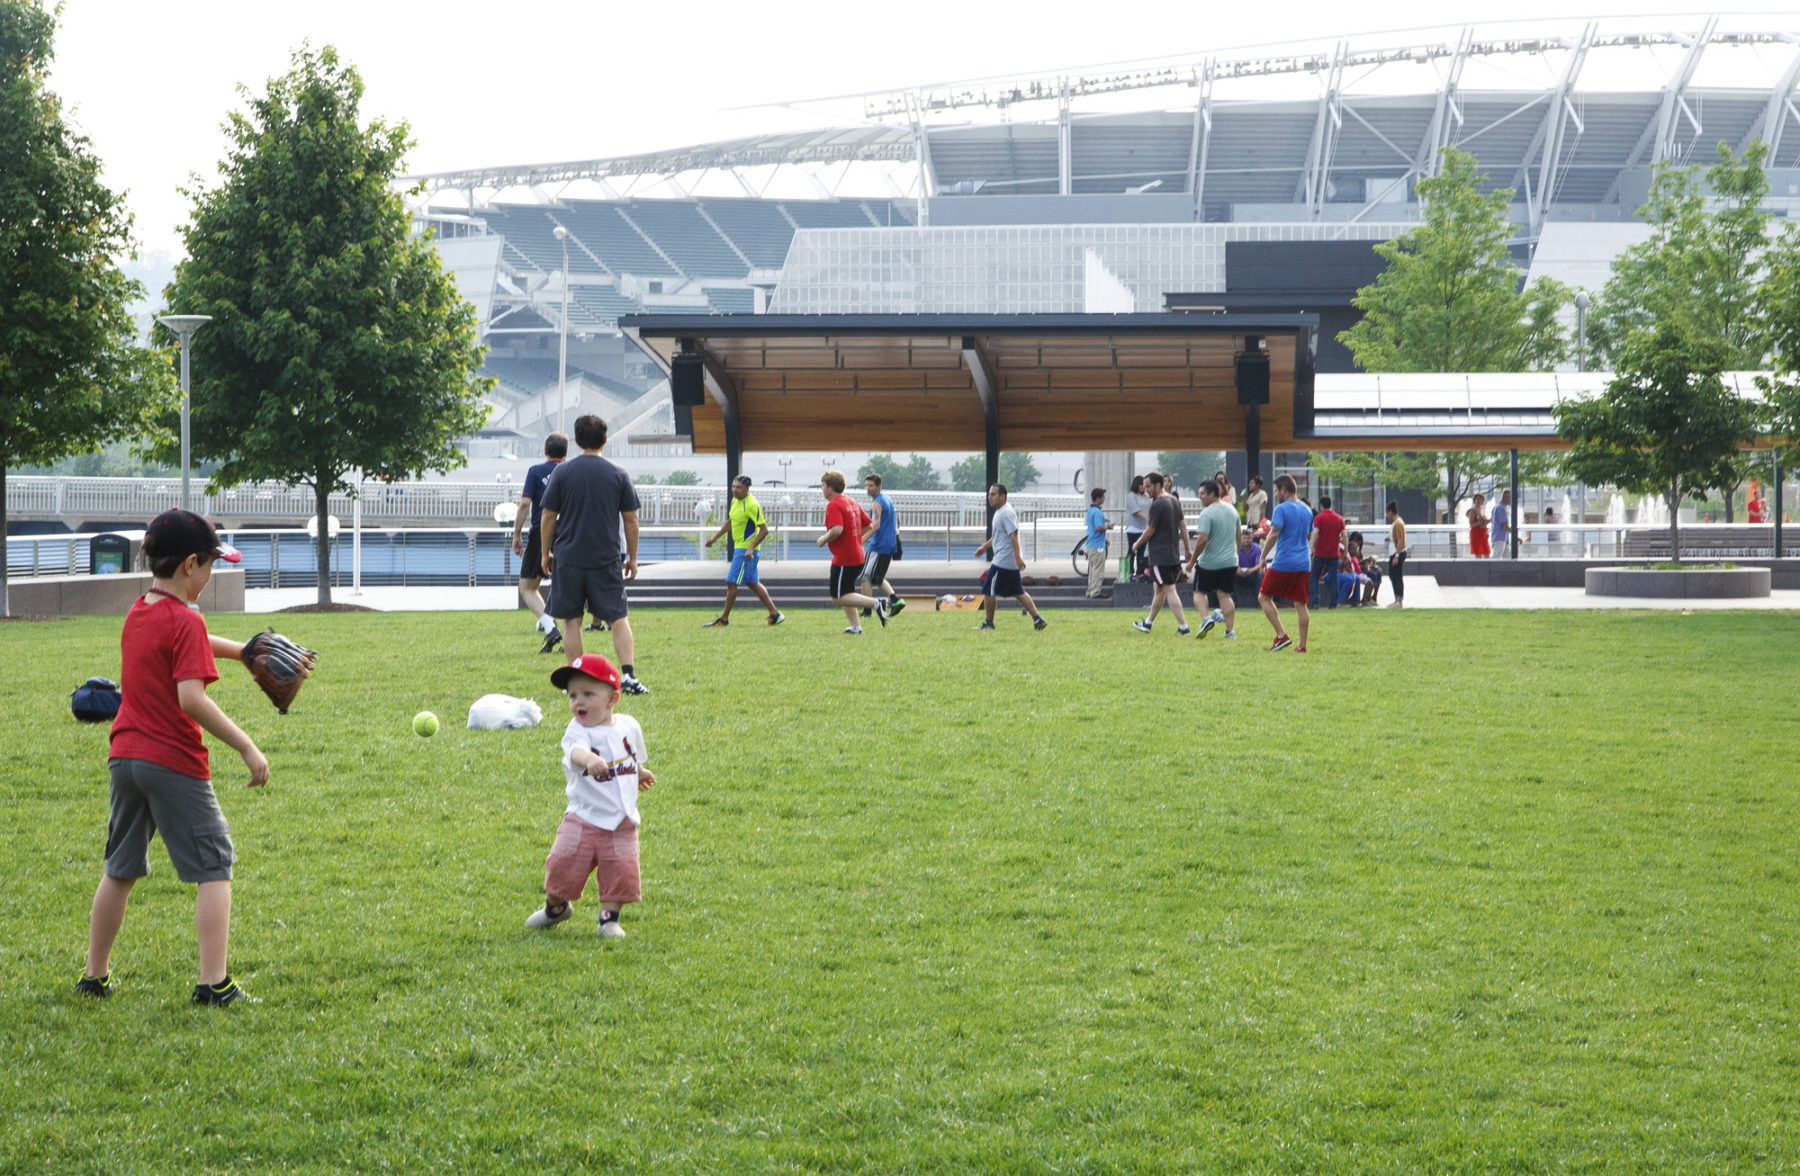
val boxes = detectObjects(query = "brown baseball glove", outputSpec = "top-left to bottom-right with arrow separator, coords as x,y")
242,630 -> 317,713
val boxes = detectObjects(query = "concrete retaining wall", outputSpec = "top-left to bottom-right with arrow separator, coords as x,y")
1414,558 -> 1800,590
1586,566 -> 1771,599
8,570 -> 245,616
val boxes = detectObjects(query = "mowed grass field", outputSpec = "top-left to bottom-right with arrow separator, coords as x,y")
4,604 -> 1800,1174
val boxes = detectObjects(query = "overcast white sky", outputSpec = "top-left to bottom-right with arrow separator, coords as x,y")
44,1 -> 1800,260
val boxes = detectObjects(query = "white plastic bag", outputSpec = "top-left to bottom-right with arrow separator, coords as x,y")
466,694 -> 543,731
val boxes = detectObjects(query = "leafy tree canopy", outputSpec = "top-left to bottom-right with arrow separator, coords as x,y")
158,45 -> 490,601
1339,148 -> 1571,376
855,453 -> 945,492
949,453 -> 1038,493
663,470 -> 701,486
1155,451 -> 1226,494
0,0 -> 175,612
1557,322 -> 1760,559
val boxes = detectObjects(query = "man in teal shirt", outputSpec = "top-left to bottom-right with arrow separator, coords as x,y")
702,475 -> 785,628
1084,488 -> 1111,598
1185,480 -> 1241,639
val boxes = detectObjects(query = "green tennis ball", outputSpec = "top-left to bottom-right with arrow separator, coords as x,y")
412,711 -> 439,738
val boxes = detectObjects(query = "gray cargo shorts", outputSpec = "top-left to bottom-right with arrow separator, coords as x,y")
105,758 -> 236,883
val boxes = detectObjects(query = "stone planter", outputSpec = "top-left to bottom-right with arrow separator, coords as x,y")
1585,566 -> 1771,599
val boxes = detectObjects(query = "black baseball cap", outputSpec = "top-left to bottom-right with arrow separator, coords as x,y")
144,509 -> 241,564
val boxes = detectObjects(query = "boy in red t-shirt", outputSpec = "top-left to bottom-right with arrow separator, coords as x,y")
816,469 -> 886,633
78,510 -> 271,1007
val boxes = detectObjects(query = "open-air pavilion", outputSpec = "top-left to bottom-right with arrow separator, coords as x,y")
620,313 -> 1785,555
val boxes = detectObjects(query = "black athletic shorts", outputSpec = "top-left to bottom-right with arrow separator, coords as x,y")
1151,563 -> 1184,586
520,526 -> 546,581
1194,564 -> 1237,602
981,564 -> 1023,598
828,563 -> 861,599
547,560 -> 629,624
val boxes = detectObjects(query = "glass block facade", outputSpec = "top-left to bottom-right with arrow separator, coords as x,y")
769,223 -> 1413,315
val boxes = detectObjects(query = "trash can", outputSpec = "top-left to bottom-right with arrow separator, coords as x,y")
89,531 -> 143,575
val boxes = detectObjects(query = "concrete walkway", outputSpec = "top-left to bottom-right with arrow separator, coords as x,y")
245,575 -> 1800,613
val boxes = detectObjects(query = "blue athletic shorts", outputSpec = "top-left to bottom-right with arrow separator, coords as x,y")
726,549 -> 760,586
982,564 -> 1023,598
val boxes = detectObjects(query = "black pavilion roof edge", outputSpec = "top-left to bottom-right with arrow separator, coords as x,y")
619,312 -> 1320,336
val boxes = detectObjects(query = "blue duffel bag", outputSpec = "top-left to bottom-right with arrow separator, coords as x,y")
71,677 -> 122,724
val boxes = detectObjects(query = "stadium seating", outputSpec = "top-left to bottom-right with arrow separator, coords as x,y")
697,199 -> 797,268
624,201 -> 749,278
483,207 -> 606,276
702,286 -> 755,314
571,285 -> 647,328
782,201 -> 880,228
556,204 -> 678,277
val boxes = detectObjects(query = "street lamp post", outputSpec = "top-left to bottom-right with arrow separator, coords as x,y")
1574,291 -> 1590,373
553,226 -> 570,440
156,314 -> 213,511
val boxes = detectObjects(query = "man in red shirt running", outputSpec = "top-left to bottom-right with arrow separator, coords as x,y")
817,469 -> 887,634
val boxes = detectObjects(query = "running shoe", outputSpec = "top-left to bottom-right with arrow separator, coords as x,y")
874,598 -> 889,627
888,597 -> 907,615
74,973 -> 112,999
1197,616 -> 1217,639
1132,619 -> 1153,634
1033,616 -> 1047,631
586,620 -> 609,632
703,617 -> 728,628
1269,635 -> 1293,653
192,977 -> 258,1006
598,912 -> 626,939
767,611 -> 785,626
538,625 -> 563,655
974,621 -> 995,630
526,901 -> 572,928
1224,630 -> 1237,639
1177,626 -> 1191,636
861,607 -> 872,618
1209,608 -> 1225,625
844,626 -> 864,635
621,674 -> 650,696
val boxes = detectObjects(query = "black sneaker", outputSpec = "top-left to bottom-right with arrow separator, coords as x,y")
860,607 -> 872,618
1033,616 -> 1048,631
974,620 -> 995,630
703,617 -> 728,628
538,625 -> 563,655
75,973 -> 112,999
192,977 -> 258,1006
767,611 -> 785,626
888,597 -> 907,615
585,620 -> 609,632
874,598 -> 889,627
620,673 -> 650,696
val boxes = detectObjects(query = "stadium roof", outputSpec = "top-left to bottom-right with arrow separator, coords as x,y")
412,21 -> 1800,238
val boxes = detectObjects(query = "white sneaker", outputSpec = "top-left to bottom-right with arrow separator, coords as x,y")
1209,608 -> 1225,624
620,673 -> 649,696
597,915 -> 626,939
1132,619 -> 1153,634
1225,630 -> 1237,639
844,626 -> 863,635
526,902 -> 572,928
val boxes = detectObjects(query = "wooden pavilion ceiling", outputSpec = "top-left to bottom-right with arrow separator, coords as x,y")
622,316 -> 1314,454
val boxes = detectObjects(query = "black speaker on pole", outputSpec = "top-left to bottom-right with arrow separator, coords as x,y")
1235,337 -> 1270,407
671,351 -> 706,407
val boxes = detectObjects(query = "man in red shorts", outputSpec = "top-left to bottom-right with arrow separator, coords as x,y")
1255,474 -> 1313,652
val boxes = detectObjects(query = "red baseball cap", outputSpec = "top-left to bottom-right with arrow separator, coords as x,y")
551,655 -> 622,691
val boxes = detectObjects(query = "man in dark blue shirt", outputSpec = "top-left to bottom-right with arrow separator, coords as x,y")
513,433 -> 567,652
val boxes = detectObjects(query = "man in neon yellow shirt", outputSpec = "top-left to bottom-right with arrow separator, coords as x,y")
702,475 -> 785,627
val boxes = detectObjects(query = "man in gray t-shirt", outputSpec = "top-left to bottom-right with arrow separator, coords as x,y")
971,484 -> 1046,632
539,414 -> 649,694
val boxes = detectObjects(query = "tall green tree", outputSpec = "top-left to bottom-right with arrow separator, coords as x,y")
1155,451 -> 1226,494
1589,142 -> 1772,522
1556,322 -> 1759,561
1338,147 -> 1572,523
903,453 -> 944,492
857,453 -> 911,490
159,45 -> 489,603
950,452 -> 1038,493
0,0 -> 174,614
1755,212 -> 1800,496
